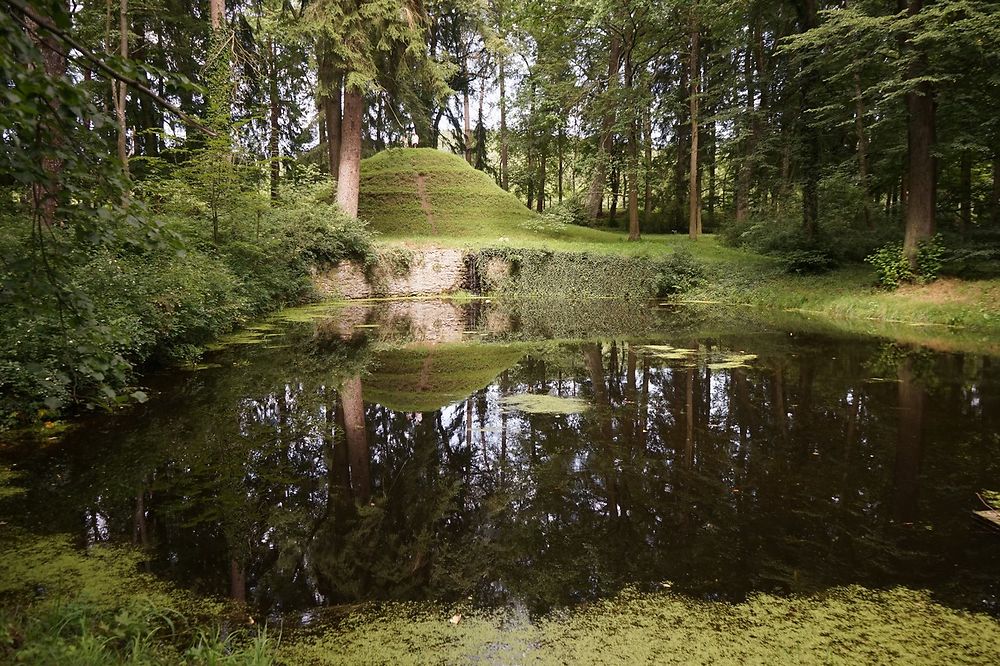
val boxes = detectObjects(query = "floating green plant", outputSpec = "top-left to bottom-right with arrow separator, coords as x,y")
637,345 -> 758,370
499,393 -> 590,415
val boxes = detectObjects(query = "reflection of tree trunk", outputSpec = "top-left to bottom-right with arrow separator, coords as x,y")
132,486 -> 148,548
340,376 -> 370,503
465,398 -> 474,448
685,368 -> 695,468
894,358 -> 924,524
773,366 -> 787,440
584,344 -> 617,518
640,358 -> 650,451
734,369 -> 749,452
328,387 -> 350,503
584,344 -> 609,406
625,348 -> 637,450
230,558 -> 246,603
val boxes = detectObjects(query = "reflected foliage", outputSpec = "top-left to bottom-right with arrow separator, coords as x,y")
5,303 -> 1000,618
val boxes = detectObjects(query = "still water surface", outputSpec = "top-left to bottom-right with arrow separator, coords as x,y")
6,300 -> 1000,619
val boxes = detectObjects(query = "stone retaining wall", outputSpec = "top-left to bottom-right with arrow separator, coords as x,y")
312,247 -> 467,299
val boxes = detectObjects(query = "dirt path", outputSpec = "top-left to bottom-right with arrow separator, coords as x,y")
415,174 -> 438,234
416,352 -> 435,391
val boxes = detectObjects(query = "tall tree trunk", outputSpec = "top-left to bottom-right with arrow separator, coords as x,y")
735,44 -> 753,224
609,167 -> 620,222
959,150 -> 971,234
336,86 -> 363,217
586,35 -> 622,219
854,69 -> 872,228
115,0 -> 129,177
800,0 -> 820,236
462,55 -> 473,164
643,108 -> 653,216
268,38 -> 280,201
626,40 -> 640,241
526,148 -> 535,209
210,0 -> 224,30
499,56 -> 509,190
229,558 -> 246,603
688,6 -> 701,240
319,52 -> 342,180
708,118 -> 716,226
558,126 -> 564,203
674,63 -> 690,230
993,153 -> 1000,226
27,2 -> 68,226
902,0 -> 936,268
628,123 -> 640,240
536,144 -> 546,213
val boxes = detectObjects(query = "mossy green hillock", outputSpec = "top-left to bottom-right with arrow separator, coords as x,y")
363,343 -> 528,412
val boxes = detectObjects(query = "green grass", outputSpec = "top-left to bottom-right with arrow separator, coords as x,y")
358,148 -> 1000,351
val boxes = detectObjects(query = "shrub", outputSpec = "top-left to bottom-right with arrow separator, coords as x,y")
654,249 -> 704,296
865,234 -> 945,288
779,249 -> 838,275
0,183 -> 377,424
542,195 -> 588,227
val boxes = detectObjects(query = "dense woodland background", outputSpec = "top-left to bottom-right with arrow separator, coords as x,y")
2,0 -> 1000,419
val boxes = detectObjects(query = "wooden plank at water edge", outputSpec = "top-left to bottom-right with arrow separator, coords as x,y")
973,510 -> 1000,530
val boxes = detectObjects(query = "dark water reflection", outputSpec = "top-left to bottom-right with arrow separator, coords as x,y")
5,301 -> 1000,617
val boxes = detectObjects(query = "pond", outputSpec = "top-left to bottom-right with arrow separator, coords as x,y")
4,299 -> 1000,627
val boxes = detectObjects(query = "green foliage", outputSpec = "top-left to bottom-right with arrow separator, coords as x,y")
473,247 -> 703,299
0,183 -> 375,425
780,249 -> 839,275
654,248 -> 704,296
865,235 -> 945,289
541,196 -> 588,227
0,532 -> 275,665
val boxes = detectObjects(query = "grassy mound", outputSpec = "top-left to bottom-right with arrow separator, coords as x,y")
363,343 -> 527,412
359,148 -> 535,237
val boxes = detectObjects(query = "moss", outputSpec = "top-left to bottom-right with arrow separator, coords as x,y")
276,587 -> 1000,664
0,528 -> 274,664
359,148 -> 537,240
0,464 -> 24,499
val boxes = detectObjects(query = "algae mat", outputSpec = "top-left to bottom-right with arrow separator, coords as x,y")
278,587 -> 1000,664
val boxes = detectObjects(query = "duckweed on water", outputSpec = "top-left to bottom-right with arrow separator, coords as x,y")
277,587 -> 1000,665
636,345 -> 758,370
0,465 -> 24,500
499,393 -> 590,415
0,526 -> 272,663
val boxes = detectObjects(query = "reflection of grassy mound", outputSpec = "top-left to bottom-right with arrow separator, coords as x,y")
359,148 -> 534,237
364,343 -> 526,412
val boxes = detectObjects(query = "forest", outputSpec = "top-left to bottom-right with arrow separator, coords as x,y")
3,0 -> 1000,417
3,0 -> 1000,663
